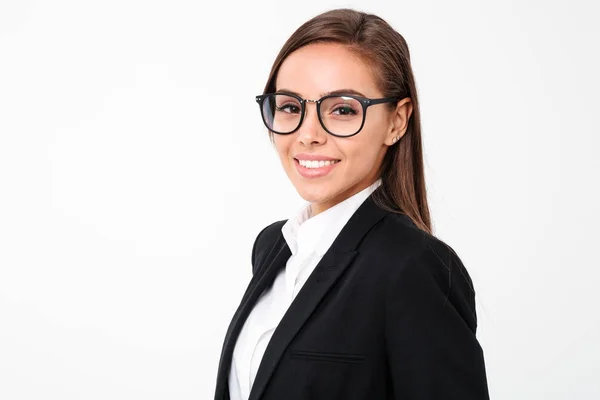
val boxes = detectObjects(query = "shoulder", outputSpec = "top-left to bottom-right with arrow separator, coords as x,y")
366,212 -> 477,326
369,212 -> 468,272
365,211 -> 457,265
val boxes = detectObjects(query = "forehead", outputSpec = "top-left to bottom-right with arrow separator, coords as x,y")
275,42 -> 381,98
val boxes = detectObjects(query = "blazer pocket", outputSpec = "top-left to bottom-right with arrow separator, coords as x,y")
291,350 -> 365,364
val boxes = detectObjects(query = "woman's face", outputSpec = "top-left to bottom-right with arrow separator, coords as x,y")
273,42 -> 412,216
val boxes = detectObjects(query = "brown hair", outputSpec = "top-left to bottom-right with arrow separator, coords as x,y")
263,8 -> 432,234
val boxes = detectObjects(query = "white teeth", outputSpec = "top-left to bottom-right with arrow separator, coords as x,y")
298,159 -> 339,169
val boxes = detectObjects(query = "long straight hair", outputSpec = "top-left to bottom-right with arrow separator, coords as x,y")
263,9 -> 432,234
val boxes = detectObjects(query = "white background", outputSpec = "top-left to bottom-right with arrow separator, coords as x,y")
1,0 -> 599,398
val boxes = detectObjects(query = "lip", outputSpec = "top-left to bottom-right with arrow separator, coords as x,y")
294,157 -> 340,179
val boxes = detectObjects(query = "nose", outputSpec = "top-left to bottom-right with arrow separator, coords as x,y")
298,100 -> 327,146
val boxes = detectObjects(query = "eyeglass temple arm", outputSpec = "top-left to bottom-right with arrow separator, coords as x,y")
366,96 -> 403,105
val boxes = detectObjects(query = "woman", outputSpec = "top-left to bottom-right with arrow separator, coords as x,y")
214,8 -> 489,400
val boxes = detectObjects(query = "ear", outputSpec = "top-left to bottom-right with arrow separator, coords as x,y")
385,97 -> 413,146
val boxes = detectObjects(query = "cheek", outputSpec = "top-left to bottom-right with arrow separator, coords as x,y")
273,136 -> 290,158
341,127 -> 386,162
363,112 -> 390,139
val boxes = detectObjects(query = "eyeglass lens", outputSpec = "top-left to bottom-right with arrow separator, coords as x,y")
261,94 -> 364,136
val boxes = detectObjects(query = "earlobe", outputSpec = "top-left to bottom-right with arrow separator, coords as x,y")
385,97 -> 412,146
385,130 -> 402,146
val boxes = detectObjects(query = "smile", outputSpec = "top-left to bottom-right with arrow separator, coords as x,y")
294,158 -> 341,178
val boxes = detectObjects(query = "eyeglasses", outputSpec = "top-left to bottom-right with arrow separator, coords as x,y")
255,92 -> 401,137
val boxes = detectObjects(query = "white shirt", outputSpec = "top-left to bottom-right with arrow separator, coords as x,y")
228,179 -> 382,400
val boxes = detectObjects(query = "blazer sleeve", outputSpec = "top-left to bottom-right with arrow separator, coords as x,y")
251,224 -> 270,275
251,220 -> 286,275
384,241 -> 490,399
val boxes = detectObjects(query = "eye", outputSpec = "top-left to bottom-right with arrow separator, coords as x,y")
331,104 -> 359,116
276,103 -> 302,114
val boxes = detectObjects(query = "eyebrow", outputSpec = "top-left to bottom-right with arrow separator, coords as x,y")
275,88 -> 367,98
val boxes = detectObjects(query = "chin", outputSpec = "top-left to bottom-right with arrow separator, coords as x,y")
294,182 -> 338,205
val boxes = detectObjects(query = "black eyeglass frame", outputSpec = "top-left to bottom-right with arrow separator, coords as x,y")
255,92 -> 402,138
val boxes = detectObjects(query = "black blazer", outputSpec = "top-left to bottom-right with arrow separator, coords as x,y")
214,194 -> 489,399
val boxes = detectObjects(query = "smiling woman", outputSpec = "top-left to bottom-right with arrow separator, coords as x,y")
214,8 -> 490,400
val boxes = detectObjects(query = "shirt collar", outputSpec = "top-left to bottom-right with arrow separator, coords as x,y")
281,178 -> 382,257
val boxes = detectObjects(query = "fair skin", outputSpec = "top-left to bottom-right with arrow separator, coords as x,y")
273,42 -> 414,216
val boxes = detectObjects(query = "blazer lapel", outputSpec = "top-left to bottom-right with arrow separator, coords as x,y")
214,234 -> 292,400
248,196 -> 388,400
